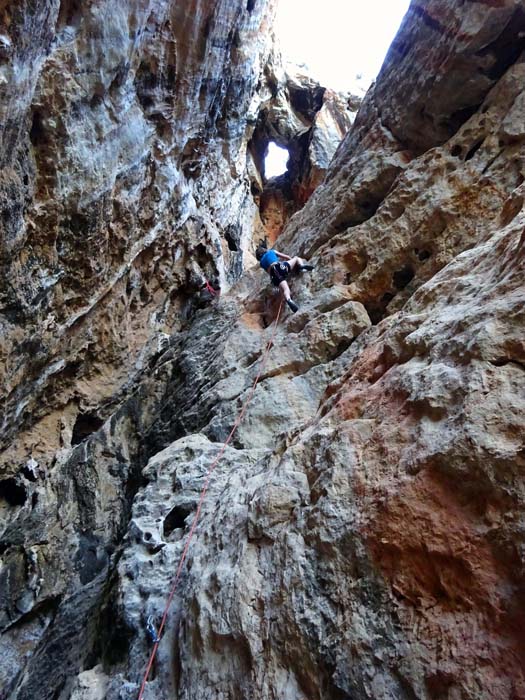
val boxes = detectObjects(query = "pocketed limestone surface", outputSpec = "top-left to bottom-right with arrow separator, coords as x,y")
1,2 -> 525,699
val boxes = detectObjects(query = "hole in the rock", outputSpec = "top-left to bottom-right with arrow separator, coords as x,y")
69,212 -> 90,235
71,412 -> 104,446
164,503 -> 194,537
30,110 -> 47,147
465,139 -> 484,161
57,0 -> 82,28
489,357 -> 525,370
354,190 -> 385,222
450,145 -> 462,158
225,228 -> 239,251
381,292 -> 395,303
360,199 -> 381,218
447,105 -> 481,135
490,358 -> 509,367
365,303 -> 385,326
392,265 -> 415,290
265,142 -> 289,178
335,338 -> 353,357
425,670 -> 456,696
246,0 -> 256,11
32,492 -> 38,508
195,243 -> 208,262
415,248 -> 431,261
0,478 -> 27,506
22,463 -> 38,481
144,532 -> 152,541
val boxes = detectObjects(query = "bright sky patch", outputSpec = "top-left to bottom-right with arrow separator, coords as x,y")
275,0 -> 411,94
265,142 -> 289,178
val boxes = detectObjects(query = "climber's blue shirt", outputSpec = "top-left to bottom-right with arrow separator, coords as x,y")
260,249 -> 278,271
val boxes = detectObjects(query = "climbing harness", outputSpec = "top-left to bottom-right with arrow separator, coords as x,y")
137,297 -> 284,700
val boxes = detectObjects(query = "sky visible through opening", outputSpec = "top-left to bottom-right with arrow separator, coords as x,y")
265,0 -> 411,177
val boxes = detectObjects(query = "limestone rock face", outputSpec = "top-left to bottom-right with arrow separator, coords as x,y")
0,0 -> 276,473
250,66 -> 356,241
0,1 -> 278,697
2,2 -> 525,700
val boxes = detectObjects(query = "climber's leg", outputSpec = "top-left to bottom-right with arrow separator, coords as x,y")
287,256 -> 314,272
279,280 -> 291,301
270,263 -> 298,313
279,281 -> 298,313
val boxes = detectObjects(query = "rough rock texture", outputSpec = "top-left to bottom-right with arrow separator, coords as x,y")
2,1 -> 525,700
249,66 -> 356,240
0,0 -> 279,697
0,0 -> 276,472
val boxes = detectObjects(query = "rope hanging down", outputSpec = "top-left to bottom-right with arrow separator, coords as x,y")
137,298 -> 284,700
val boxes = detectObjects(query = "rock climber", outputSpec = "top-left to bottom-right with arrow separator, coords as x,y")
255,243 -> 313,313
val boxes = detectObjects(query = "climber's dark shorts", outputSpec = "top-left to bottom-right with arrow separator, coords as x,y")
269,261 -> 291,287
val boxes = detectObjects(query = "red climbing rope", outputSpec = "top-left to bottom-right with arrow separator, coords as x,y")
137,297 -> 284,700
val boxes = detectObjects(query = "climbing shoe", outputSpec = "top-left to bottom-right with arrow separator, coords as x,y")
299,263 -> 314,271
287,299 -> 299,313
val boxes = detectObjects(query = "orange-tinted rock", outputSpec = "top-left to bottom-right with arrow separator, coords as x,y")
3,2 -> 525,699
249,68 -> 356,238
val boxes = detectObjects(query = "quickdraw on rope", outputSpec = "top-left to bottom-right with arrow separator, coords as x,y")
137,297 -> 284,700
146,615 -> 160,644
